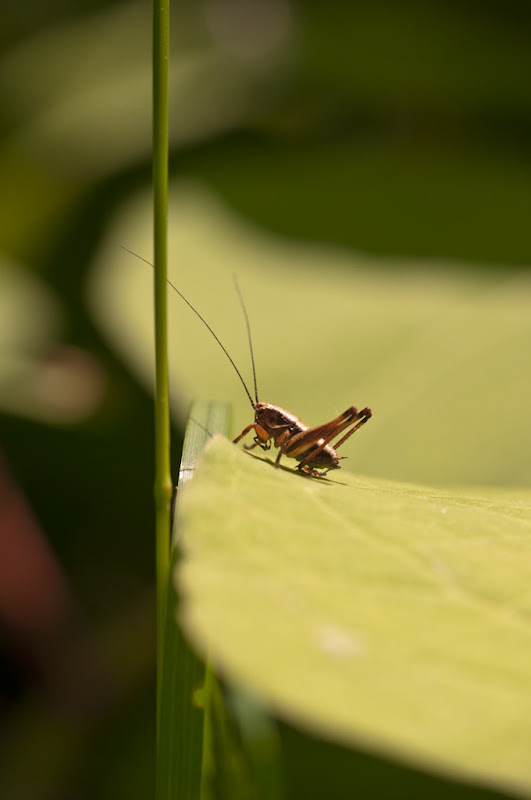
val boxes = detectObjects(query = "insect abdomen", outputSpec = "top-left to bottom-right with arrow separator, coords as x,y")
294,442 -> 339,469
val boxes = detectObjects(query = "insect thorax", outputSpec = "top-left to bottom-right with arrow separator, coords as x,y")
255,402 -> 304,432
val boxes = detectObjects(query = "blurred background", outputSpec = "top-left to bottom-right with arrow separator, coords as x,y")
1,1 -> 531,797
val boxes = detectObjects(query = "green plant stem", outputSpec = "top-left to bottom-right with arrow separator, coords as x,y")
156,402 -> 230,800
153,0 -> 172,754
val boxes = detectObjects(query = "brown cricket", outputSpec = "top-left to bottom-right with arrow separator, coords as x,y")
125,249 -> 372,477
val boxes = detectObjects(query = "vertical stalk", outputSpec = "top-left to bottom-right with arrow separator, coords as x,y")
153,0 -> 172,758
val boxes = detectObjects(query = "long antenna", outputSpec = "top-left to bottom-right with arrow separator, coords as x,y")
121,246 -> 256,409
232,274 -> 259,405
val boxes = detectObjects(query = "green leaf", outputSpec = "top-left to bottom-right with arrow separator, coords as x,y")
176,436 -> 531,796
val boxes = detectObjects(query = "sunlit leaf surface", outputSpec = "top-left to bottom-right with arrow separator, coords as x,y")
176,435 -> 531,796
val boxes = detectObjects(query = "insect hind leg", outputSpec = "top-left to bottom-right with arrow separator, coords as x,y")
333,407 -> 372,450
297,463 -> 331,479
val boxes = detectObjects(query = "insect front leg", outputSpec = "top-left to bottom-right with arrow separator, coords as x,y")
233,423 -> 270,451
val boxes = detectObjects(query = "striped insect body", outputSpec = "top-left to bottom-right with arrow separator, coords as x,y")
234,401 -> 371,477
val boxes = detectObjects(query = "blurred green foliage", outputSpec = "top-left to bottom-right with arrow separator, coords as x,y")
0,1 -> 530,798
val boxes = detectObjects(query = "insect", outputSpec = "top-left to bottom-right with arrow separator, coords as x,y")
124,248 -> 372,477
